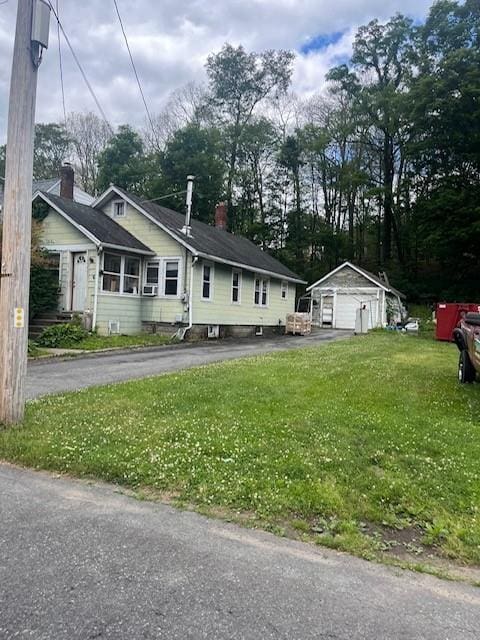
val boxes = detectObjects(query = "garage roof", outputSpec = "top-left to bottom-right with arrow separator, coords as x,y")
307,261 -> 406,299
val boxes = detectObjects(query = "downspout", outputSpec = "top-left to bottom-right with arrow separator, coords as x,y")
187,255 -> 198,332
92,247 -> 102,331
175,254 -> 198,341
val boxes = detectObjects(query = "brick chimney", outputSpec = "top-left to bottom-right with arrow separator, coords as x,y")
60,162 -> 74,200
215,202 -> 227,230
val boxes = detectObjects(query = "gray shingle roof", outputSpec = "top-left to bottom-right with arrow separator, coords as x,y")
353,264 -> 406,299
1,178 -> 94,211
39,192 -> 154,254
117,189 -> 304,282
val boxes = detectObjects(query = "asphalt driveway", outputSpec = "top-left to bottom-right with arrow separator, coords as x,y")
1,463 -> 479,640
27,330 -> 350,399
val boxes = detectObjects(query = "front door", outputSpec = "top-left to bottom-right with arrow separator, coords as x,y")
71,252 -> 87,311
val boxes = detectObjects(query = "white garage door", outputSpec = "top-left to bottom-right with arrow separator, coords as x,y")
335,294 -> 378,329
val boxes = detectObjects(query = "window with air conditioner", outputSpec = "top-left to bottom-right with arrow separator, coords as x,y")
143,258 -> 181,298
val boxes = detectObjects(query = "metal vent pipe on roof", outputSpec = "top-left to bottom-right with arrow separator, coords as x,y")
181,175 -> 195,236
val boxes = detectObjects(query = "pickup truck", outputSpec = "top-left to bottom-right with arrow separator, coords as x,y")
453,313 -> 480,383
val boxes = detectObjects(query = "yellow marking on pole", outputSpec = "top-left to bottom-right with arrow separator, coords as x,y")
14,308 -> 25,329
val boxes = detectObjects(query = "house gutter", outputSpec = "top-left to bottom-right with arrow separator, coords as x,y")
195,251 -> 306,285
173,255 -> 198,342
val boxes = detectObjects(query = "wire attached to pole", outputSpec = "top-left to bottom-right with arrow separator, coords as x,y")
112,0 -> 159,149
46,1 -> 114,135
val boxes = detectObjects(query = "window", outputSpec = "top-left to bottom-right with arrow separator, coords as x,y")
164,261 -> 179,296
254,276 -> 269,307
281,281 -> 288,300
262,279 -> 268,306
103,253 -> 121,293
202,263 -> 213,300
123,257 -> 140,294
102,253 -> 140,295
232,270 -> 241,304
145,261 -> 160,285
112,200 -> 125,218
143,258 -> 181,297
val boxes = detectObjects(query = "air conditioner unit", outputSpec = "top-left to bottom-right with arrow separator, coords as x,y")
142,284 -> 158,296
207,324 -> 220,339
108,320 -> 120,335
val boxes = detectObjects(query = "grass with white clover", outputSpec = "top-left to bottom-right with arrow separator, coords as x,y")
1,332 -> 479,569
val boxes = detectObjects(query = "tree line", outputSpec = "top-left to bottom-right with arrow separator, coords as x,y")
1,0 -> 478,301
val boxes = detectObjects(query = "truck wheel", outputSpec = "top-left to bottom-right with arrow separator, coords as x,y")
458,350 -> 476,383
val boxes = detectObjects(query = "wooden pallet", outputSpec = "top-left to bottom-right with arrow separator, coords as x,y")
285,313 -> 312,336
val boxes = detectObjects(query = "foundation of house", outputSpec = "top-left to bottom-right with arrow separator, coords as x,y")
141,322 -> 284,340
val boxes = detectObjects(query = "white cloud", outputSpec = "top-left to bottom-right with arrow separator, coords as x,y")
0,0 -> 433,142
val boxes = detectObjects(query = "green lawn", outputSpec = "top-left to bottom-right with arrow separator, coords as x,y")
33,332 -> 173,353
2,333 -> 479,568
72,332 -> 172,351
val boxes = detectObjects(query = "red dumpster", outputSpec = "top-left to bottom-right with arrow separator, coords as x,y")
436,303 -> 480,341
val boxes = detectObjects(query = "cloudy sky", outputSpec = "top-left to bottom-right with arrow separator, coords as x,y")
0,0 -> 434,142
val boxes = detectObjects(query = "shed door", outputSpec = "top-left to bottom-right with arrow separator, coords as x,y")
71,252 -> 87,311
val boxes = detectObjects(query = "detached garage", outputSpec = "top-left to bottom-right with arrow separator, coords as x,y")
307,262 -> 405,330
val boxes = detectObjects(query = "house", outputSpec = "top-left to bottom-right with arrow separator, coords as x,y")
307,261 -> 405,330
33,169 -> 305,338
0,164 -> 93,220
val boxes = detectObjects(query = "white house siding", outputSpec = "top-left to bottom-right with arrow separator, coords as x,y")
98,198 -> 188,323
191,260 -> 294,327
40,207 -> 96,312
95,294 -> 143,335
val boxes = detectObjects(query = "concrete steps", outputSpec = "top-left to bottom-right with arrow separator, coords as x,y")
29,312 -> 74,340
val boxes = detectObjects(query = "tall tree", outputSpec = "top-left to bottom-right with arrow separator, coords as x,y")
67,112 -> 112,195
329,16 -> 415,264
97,125 -> 146,193
406,0 -> 480,297
146,123 -> 226,224
33,123 -> 71,179
206,43 -> 294,229
279,133 -> 308,272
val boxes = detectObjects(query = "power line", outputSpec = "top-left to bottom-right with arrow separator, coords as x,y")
112,0 -> 159,147
46,1 -> 114,135
56,0 -> 67,126
142,190 -> 187,203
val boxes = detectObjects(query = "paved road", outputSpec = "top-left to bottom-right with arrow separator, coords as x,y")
1,464 -> 479,640
27,330 -> 349,399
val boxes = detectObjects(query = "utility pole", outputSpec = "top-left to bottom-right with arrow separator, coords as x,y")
0,0 -> 50,425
